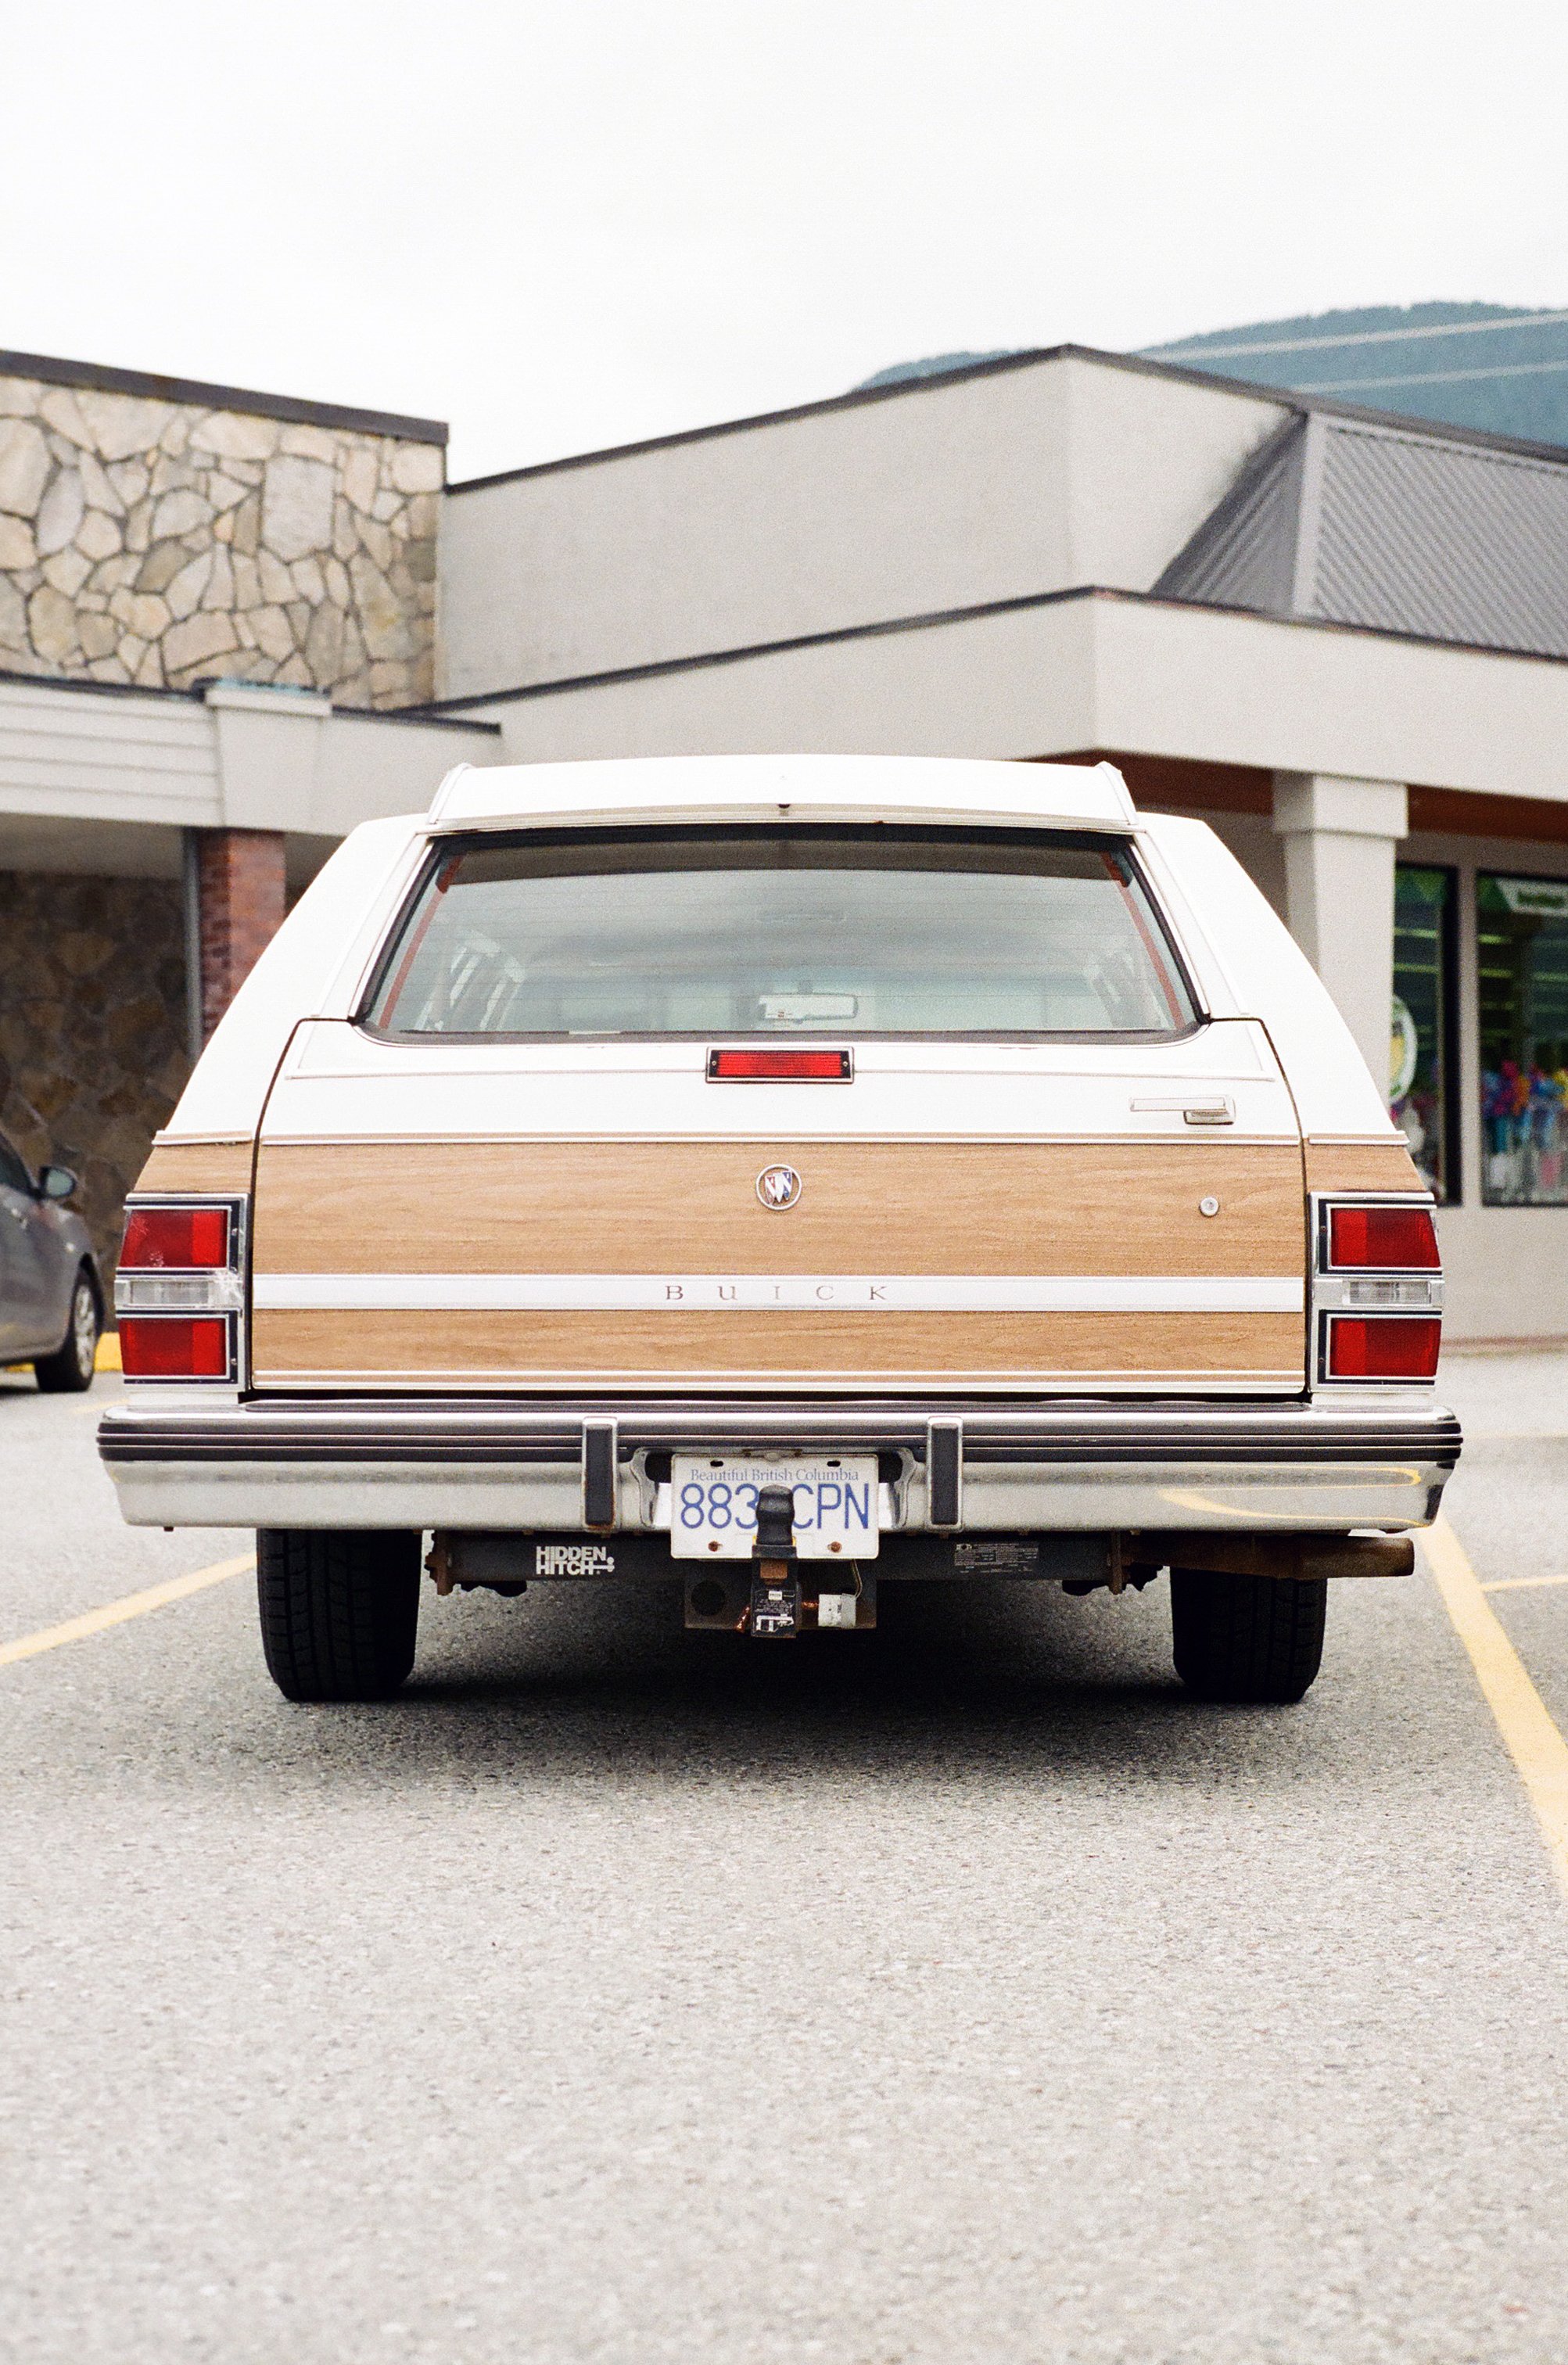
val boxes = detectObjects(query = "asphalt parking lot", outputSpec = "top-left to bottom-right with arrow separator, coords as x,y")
4,1357 -> 1568,2365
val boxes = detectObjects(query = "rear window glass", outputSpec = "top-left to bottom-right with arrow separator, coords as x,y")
364,824 -> 1197,1039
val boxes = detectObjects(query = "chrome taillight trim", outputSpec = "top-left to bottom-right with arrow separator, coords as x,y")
117,1193 -> 249,1385
1309,1192 -> 1442,1387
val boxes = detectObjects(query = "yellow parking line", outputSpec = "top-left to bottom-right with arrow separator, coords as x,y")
0,1555 -> 252,1668
1482,1573 -> 1568,1593
1424,1513 -> 1568,1900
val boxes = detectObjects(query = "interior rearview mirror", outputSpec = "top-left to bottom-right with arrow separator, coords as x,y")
38,1165 -> 77,1201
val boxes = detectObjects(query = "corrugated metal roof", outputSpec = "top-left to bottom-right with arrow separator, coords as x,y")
1155,409 -> 1568,660
1150,415 -> 1305,615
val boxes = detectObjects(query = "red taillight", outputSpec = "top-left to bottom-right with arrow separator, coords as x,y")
1326,1315 -> 1441,1381
118,1316 -> 230,1380
121,1205 -> 230,1269
707,1048 -> 852,1081
1328,1205 -> 1440,1271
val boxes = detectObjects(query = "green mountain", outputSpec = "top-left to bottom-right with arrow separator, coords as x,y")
855,350 -> 1018,391
858,304 -> 1568,448
1142,303 -> 1568,449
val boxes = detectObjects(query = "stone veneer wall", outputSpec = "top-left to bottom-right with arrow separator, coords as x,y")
0,376 -> 440,707
0,871 -> 190,1287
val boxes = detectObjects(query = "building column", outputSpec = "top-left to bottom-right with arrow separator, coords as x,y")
193,827 -> 287,1041
1272,773 -> 1408,1090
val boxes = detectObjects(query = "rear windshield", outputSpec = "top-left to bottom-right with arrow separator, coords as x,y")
364,824 -> 1197,1039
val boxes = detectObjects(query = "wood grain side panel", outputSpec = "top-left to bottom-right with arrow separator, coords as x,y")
1304,1139 -> 1424,1194
135,1139 -> 255,1195
253,1139 -> 1306,1279
251,1308 -> 1305,1385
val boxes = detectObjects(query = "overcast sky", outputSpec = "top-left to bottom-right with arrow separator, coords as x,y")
3,0 -> 1564,480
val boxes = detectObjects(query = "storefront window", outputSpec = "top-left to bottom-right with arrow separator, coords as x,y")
1391,865 -> 1455,1202
1477,872 -> 1568,1207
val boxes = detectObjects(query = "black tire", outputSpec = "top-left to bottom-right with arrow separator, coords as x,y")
1170,1570 -> 1327,1704
257,1529 -> 421,1702
34,1269 -> 99,1394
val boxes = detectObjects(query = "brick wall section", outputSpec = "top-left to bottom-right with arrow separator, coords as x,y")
197,829 -> 286,1041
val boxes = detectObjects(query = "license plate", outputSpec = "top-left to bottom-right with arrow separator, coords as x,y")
669,1455 -> 880,1560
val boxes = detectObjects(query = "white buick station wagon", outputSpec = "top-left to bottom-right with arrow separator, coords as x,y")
99,755 -> 1459,1706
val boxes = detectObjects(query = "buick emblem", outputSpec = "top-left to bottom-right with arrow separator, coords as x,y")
756,1163 -> 802,1211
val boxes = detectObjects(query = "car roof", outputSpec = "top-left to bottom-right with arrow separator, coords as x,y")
425,752 -> 1138,834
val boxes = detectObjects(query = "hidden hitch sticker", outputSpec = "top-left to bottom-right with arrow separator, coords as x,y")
534,1542 -> 617,1577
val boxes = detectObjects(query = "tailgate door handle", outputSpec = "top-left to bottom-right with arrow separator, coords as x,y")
1129,1096 -> 1235,1125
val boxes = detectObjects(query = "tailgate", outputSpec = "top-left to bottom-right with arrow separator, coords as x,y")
249,1020 -> 1307,1394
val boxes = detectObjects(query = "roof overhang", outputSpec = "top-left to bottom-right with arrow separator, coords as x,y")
0,671 -> 499,875
454,589 -> 1568,811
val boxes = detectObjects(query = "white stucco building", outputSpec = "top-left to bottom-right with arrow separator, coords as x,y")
5,339 -> 1568,1337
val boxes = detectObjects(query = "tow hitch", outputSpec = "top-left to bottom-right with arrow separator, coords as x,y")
750,1484 -> 802,1636
681,1484 -> 874,1633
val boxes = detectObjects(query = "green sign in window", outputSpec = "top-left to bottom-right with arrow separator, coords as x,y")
1392,865 -> 1455,1202
1478,870 -> 1568,1206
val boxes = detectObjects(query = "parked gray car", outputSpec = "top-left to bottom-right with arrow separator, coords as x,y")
0,1130 -> 102,1391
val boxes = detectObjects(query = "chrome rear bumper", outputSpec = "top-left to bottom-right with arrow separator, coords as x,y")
99,1393 -> 1461,1537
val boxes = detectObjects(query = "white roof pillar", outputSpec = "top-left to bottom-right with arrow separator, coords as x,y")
1272,772 -> 1408,1094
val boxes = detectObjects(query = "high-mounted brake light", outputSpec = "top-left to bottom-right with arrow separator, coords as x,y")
1327,1205 -> 1440,1271
120,1204 -> 231,1269
1326,1315 -> 1441,1382
708,1048 -> 852,1082
118,1316 -> 231,1380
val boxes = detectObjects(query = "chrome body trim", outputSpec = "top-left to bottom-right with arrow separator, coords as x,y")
248,1269 -> 1306,1314
99,1392 -> 1461,1538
